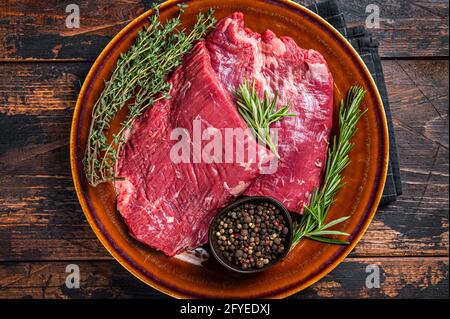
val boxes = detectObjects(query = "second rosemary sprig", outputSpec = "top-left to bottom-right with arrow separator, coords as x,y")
292,86 -> 367,247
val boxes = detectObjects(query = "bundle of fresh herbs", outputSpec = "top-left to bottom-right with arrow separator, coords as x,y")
84,5 -> 216,186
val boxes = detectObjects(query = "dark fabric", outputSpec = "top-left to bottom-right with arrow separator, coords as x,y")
305,0 -> 402,205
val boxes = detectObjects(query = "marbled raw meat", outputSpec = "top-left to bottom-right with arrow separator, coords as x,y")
115,42 -> 273,256
206,13 -> 334,213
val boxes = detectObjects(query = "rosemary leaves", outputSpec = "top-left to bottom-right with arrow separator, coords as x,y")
292,86 -> 367,247
84,6 -> 216,186
236,80 -> 296,158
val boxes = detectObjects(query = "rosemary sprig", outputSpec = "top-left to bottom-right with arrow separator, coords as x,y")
84,5 -> 216,186
236,80 -> 296,158
292,86 -> 367,247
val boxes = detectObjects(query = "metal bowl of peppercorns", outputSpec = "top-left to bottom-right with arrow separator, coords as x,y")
209,196 -> 293,273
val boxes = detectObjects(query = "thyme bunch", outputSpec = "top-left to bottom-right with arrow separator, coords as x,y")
84,5 -> 216,186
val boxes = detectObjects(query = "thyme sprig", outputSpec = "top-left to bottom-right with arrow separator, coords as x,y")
84,5 -> 216,186
236,80 -> 296,158
292,86 -> 367,247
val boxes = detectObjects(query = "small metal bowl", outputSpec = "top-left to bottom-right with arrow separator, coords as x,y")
208,196 -> 294,274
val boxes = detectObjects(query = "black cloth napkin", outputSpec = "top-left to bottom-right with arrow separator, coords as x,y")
304,0 -> 402,205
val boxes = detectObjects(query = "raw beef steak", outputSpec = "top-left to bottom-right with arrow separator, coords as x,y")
115,42 -> 273,256
206,13 -> 334,213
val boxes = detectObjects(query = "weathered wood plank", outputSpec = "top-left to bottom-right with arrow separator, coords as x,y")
0,258 -> 447,298
339,0 -> 449,58
297,257 -> 449,299
0,0 -> 447,60
0,0 -> 145,61
349,59 -> 449,257
0,60 -> 448,261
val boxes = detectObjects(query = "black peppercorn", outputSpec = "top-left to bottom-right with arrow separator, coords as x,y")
213,200 -> 290,271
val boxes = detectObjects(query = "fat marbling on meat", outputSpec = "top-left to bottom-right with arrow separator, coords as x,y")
206,12 -> 334,213
115,42 -> 273,256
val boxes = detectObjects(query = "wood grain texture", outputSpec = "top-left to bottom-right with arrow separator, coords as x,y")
338,0 -> 449,58
0,0 -> 448,61
350,59 -> 450,257
0,258 -> 447,299
0,60 -> 448,262
0,0 -> 145,61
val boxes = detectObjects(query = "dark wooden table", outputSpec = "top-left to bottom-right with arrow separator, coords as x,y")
0,0 -> 448,299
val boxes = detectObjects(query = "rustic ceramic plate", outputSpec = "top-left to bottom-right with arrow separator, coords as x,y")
71,0 -> 389,298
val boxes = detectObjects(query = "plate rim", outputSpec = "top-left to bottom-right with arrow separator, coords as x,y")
70,0 -> 389,299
